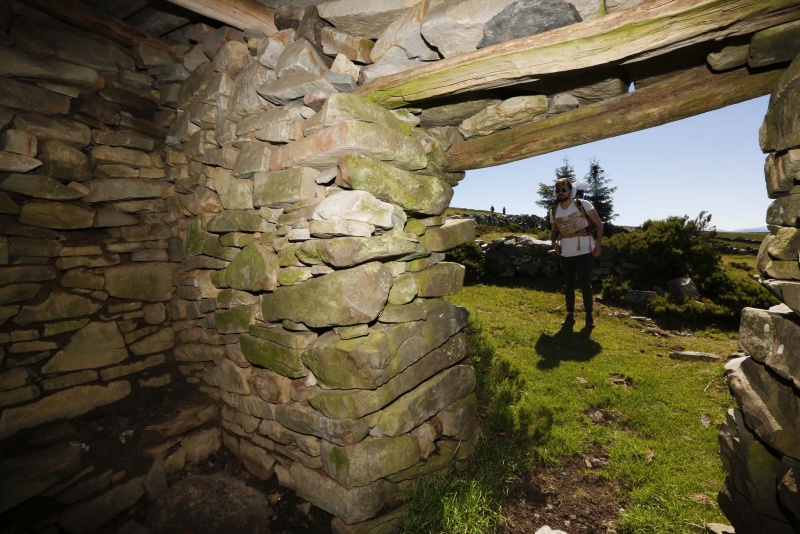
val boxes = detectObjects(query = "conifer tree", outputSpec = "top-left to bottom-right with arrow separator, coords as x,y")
535,157 -> 575,212
583,157 -> 617,222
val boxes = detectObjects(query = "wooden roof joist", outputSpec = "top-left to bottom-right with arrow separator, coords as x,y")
24,0 -> 178,54
357,0 -> 800,108
163,0 -> 277,37
445,64 -> 782,171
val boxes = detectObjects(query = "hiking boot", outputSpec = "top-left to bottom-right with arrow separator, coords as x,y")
585,314 -> 595,329
561,314 -> 575,327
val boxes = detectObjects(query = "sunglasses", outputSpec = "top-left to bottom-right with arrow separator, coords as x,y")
555,187 -> 570,193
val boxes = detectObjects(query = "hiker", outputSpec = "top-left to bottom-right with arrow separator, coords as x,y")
550,178 -> 603,329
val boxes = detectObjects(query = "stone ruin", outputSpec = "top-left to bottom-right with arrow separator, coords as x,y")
718,54 -> 800,533
0,0 -> 798,532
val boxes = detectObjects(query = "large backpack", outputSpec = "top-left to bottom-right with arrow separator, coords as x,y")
551,199 -> 597,239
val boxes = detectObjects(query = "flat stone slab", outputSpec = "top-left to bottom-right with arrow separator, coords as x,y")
668,351 -> 721,362
262,261 -> 393,328
270,120 -> 427,172
317,0 -> 421,39
337,154 -> 453,216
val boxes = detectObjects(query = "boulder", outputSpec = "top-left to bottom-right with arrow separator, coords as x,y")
42,322 -> 128,373
19,201 -> 95,229
0,381 -> 131,440
262,262 -> 393,328
39,140 -> 92,181
253,167 -> 318,208
303,299 -> 468,389
739,306 -> 800,389
297,231 -> 430,268
727,357 -> 800,460
317,0 -> 421,39
371,364 -> 476,437
288,462 -> 397,524
308,332 -> 466,418
13,292 -> 101,326
718,408 -> 795,533
276,39 -> 329,78
459,95 -> 548,138
419,219 -> 476,251
270,120 -> 426,172
274,402 -> 369,446
224,243 -> 279,292
257,71 -> 336,106
337,155 -> 453,215
421,0 -> 515,58
226,63 -> 274,122
240,333 -> 306,378
0,151 -> 41,173
411,262 -> 465,297
313,190 -> 406,230
0,76 -> 70,116
321,435 -> 421,489
478,0 -> 581,48
14,112 -> 91,149
304,93 -> 413,136
321,27 -> 374,64
0,173 -> 84,200
106,263 -> 174,302
372,0 -> 438,62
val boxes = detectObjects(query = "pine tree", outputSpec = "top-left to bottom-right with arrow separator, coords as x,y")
583,157 -> 617,222
535,157 -> 575,212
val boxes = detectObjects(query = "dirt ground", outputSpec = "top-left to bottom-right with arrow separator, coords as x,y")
497,449 -> 623,534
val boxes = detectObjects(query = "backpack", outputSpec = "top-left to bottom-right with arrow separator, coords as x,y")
551,199 -> 597,239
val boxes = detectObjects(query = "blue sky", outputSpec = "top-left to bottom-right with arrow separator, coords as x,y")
453,95 -> 771,231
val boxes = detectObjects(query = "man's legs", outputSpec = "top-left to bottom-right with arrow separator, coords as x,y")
576,252 -> 594,327
559,255 -> 578,326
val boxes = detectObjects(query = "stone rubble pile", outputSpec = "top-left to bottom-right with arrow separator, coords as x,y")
718,51 -> 800,533
165,21 -> 480,529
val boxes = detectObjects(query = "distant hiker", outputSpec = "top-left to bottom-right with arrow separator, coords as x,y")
550,178 -> 603,329
490,205 -> 495,214
502,207 -> 506,215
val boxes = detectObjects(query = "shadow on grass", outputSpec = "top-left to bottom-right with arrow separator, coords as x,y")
402,319 -> 554,533
535,326 -> 602,370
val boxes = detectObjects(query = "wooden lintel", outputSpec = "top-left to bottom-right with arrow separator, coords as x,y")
24,0 -> 178,54
357,0 -> 800,108
163,0 -> 277,37
445,65 -> 782,172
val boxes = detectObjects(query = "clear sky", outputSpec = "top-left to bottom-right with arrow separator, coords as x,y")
453,95 -> 771,232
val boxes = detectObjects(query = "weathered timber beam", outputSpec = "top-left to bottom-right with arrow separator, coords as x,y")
24,0 -> 177,54
357,0 -> 800,108
163,0 -> 277,36
446,65 -> 782,171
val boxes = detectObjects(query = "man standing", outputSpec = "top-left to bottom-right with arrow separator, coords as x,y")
550,178 -> 603,329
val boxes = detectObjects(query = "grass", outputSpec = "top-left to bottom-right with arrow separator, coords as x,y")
403,275 -> 739,533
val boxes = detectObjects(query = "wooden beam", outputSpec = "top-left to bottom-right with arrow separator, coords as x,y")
163,0 -> 277,36
357,0 -> 800,108
446,65 -> 782,171
24,0 -> 177,54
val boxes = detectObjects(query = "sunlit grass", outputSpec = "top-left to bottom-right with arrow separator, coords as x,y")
403,275 -> 739,532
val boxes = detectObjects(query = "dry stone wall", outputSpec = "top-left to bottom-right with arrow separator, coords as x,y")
167,23 -> 479,529
0,3 -> 229,531
718,51 -> 800,533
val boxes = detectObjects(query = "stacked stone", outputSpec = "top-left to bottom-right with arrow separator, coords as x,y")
717,52 -> 800,533
167,24 -> 479,529
0,8 -> 188,432
477,234 -> 616,279
0,5 -> 194,530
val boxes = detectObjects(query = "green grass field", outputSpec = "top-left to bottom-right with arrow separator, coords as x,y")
404,273 -> 741,532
